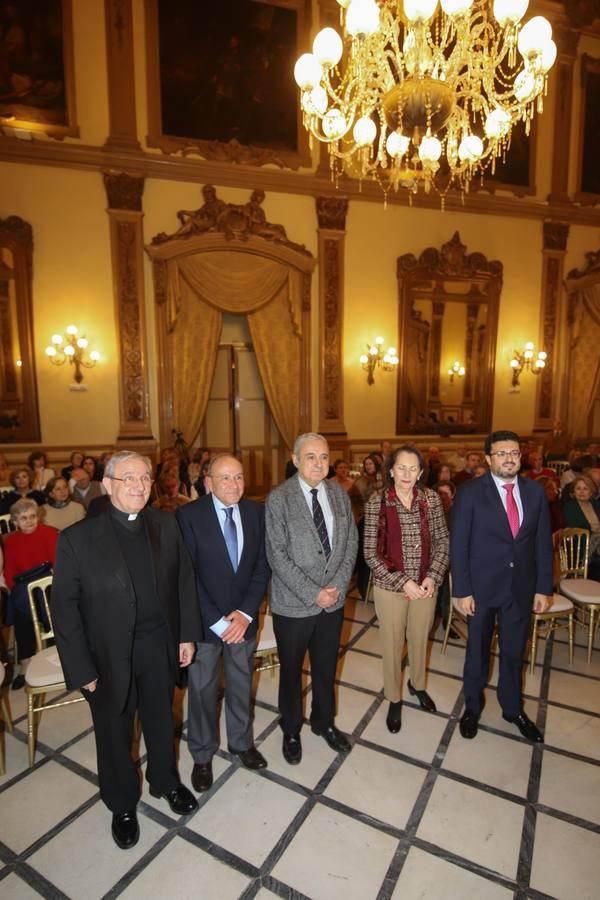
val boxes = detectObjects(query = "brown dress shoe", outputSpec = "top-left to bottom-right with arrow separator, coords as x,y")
229,745 -> 267,770
191,761 -> 213,792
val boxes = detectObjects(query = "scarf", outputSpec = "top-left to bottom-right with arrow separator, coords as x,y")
376,486 -> 432,584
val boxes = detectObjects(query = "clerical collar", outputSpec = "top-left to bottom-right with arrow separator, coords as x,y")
110,504 -> 143,530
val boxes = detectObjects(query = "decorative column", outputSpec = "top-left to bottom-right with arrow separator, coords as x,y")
103,172 -> 154,444
103,0 -> 141,153
316,196 -> 348,436
548,26 -> 579,204
535,221 -> 570,429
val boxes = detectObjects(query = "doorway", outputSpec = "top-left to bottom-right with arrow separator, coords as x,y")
195,316 -> 283,497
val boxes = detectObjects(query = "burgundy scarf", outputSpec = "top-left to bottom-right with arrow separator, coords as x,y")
376,486 -> 432,584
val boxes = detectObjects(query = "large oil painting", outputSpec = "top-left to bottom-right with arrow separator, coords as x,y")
146,0 -> 310,167
0,0 -> 77,135
579,54 -> 600,198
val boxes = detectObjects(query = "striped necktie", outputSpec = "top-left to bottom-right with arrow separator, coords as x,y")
311,488 -> 331,559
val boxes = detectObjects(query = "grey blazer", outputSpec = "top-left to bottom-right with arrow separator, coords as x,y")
265,475 -> 358,618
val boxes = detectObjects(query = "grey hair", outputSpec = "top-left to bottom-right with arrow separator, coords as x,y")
292,433 -> 329,458
10,497 -> 41,523
104,451 -> 153,479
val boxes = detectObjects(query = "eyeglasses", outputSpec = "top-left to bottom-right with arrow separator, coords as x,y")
109,474 -> 153,487
489,450 -> 521,460
395,465 -> 421,474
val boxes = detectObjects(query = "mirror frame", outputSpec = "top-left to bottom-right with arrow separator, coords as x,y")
396,232 -> 503,435
0,216 -> 41,443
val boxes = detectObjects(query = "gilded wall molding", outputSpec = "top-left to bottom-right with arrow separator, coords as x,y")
103,171 -> 145,211
317,196 -> 348,435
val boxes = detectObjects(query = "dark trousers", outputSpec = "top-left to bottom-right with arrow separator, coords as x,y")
463,598 -> 531,718
88,627 -> 179,813
273,607 -> 343,735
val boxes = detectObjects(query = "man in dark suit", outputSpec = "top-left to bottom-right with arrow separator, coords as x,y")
266,433 -> 358,764
176,455 -> 270,792
53,451 -> 202,850
450,430 -> 553,743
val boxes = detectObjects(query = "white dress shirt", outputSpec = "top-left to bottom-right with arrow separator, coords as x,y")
491,472 -> 524,527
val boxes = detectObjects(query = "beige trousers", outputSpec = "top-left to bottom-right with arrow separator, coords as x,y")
373,584 -> 437,701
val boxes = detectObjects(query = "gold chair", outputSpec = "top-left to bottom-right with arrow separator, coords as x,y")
530,593 -> 574,674
441,596 -> 470,653
546,460 -> 570,477
25,575 -> 85,766
0,660 -> 14,776
254,612 -> 279,676
0,513 -> 16,536
555,528 -> 600,664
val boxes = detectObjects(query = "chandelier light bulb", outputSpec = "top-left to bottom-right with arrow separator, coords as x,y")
517,16 -> 552,57
346,0 -> 380,37
525,341 -> 534,350
90,351 -> 100,362
535,358 -> 545,368
51,334 -> 63,345
493,0 -> 529,27
458,134 -> 483,162
313,28 -> 343,69
369,345 -> 379,356
76,337 -> 88,349
66,324 -> 78,335
538,351 -> 547,360
510,358 -> 519,368
294,53 -> 322,90
64,345 -> 76,357
375,336 -> 384,345
386,131 -> 410,158
353,115 -> 377,146
419,134 -> 442,162
45,346 -> 57,357
538,39 -> 557,73
484,107 -> 512,138
322,107 -> 347,138
359,353 -> 369,364
388,347 -> 397,357
440,0 -> 473,16
302,86 -> 328,116
404,0 -> 439,23
514,69 -> 537,102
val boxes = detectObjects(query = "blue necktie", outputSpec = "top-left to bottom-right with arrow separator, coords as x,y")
224,507 -> 238,572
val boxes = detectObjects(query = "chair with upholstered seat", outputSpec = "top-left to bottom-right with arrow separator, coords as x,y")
25,575 -> 85,766
555,528 -> 600,663
529,593 -> 574,674
254,612 -> 279,676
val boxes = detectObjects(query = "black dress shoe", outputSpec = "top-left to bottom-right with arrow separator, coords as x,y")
230,745 -> 267,770
149,783 -> 198,814
282,733 -> 302,765
459,709 -> 479,739
11,674 -> 25,691
503,712 -> 543,743
407,680 -> 436,713
311,725 -> 351,753
386,701 -> 402,734
111,810 -> 139,849
191,762 -> 213,792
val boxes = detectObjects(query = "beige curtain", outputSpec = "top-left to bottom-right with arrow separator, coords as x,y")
166,250 -> 302,449
570,283 -> 600,437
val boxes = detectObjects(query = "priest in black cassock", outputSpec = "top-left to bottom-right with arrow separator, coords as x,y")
53,450 -> 203,849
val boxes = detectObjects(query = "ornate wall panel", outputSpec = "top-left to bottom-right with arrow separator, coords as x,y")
535,221 -> 570,428
317,196 -> 348,435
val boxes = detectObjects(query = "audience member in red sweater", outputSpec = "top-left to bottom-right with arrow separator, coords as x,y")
4,498 -> 58,688
524,451 -> 558,484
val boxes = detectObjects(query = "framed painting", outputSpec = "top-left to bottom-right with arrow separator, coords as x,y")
145,0 -> 312,169
576,54 -> 600,203
0,0 -> 78,138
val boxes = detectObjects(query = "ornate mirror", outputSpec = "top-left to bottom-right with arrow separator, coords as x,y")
0,217 -> 41,442
396,233 -> 502,435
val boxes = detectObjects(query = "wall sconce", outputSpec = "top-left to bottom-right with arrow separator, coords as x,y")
45,325 -> 100,385
447,360 -> 465,384
509,341 -> 547,387
359,336 -> 399,386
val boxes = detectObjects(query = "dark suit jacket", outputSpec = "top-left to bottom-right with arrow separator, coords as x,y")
176,495 -> 270,645
52,507 -> 202,713
450,472 -> 553,608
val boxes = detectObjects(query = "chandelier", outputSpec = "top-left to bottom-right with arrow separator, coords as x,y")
294,0 -> 556,200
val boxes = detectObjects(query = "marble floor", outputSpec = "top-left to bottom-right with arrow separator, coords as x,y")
1,593 -> 599,900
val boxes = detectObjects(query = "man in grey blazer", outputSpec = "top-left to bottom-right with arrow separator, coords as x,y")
266,433 -> 358,764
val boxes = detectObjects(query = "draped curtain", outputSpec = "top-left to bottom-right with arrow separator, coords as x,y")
165,250 -> 303,449
570,283 -> 600,437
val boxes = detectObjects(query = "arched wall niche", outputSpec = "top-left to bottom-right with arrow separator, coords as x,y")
145,186 -> 316,450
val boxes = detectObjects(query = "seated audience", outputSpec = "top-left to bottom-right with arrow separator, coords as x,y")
436,463 -> 454,483
473,463 -> 488,478
27,451 -> 55,492
351,455 -> 382,509
61,450 -> 84,481
332,459 -> 354,493
560,454 -> 595,498
82,455 -> 102,482
152,474 -> 192,513
70,467 -> 105,510
42,477 -> 86,531
189,460 -> 210,499
524,451 -> 557,482
3,499 -> 58,689
563,475 -> 600,571
538,476 -> 566,533
0,467 -> 46,514
156,447 -> 190,495
453,451 -> 481,487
